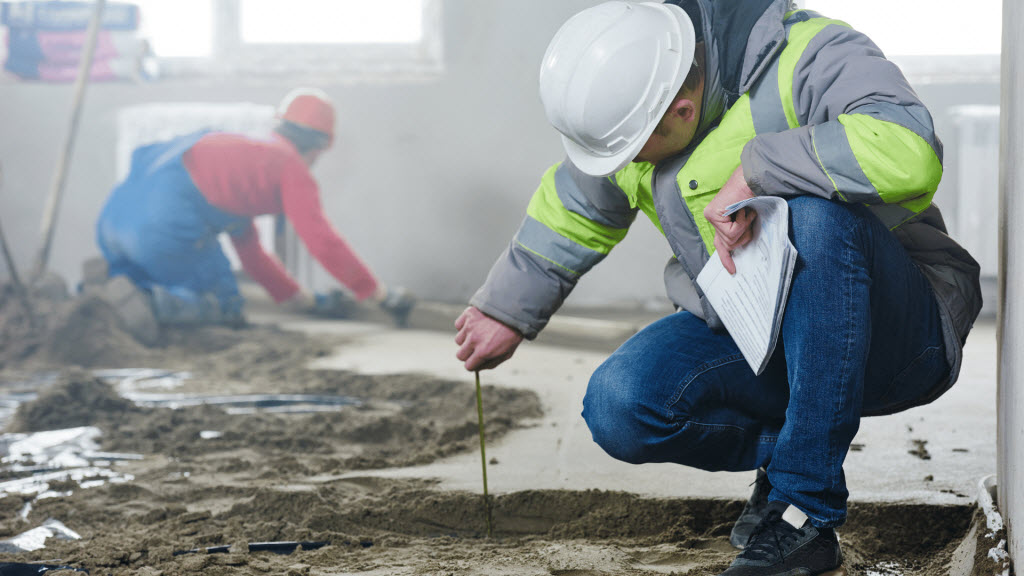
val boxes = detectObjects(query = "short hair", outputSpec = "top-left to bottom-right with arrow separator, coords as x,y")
681,41 -> 706,97
650,42 -> 707,138
274,120 -> 331,155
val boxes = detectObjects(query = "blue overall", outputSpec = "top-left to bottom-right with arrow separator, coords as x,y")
96,131 -> 249,319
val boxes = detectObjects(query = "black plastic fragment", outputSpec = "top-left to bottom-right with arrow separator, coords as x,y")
248,541 -> 330,555
0,562 -> 88,575
206,545 -> 231,554
174,540 -> 330,557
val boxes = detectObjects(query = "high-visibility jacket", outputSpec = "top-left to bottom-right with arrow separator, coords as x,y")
471,0 -> 982,396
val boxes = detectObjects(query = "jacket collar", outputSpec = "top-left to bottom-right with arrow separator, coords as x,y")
671,0 -> 791,136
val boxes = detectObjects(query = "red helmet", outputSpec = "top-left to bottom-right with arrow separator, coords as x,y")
278,88 -> 336,146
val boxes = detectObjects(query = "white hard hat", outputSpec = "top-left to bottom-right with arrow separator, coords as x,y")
539,2 -> 696,177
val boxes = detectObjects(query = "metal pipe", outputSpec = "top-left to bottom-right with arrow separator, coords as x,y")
997,0 -> 1022,563
30,0 -> 107,280
0,163 -> 37,324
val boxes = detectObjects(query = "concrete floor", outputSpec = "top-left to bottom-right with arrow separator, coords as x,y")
255,307 -> 997,507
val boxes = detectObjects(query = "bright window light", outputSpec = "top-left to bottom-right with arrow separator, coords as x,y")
240,0 -> 424,45
801,0 -> 1001,56
132,0 -> 213,58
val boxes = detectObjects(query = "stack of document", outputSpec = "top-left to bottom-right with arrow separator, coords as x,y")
696,196 -> 797,375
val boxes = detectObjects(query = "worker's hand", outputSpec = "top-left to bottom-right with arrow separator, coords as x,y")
455,306 -> 524,371
704,165 -> 757,275
281,290 -> 315,314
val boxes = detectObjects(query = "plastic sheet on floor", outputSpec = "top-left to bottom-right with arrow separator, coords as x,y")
93,368 -> 190,395
0,562 -> 87,575
123,392 -> 362,413
0,518 -> 81,553
0,426 -> 136,498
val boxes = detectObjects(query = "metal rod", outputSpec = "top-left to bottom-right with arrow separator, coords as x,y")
474,371 -> 492,537
31,0 -> 107,280
0,164 -> 37,324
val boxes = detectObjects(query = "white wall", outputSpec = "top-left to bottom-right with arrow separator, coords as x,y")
0,0 -> 1001,313
0,0 -> 676,309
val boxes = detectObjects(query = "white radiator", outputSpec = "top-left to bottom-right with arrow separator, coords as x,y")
115,103 -> 277,270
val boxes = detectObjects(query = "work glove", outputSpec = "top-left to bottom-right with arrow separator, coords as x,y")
379,286 -> 416,327
312,289 -> 359,318
280,290 -> 315,314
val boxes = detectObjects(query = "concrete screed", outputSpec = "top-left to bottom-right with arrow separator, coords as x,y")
253,309 -> 998,507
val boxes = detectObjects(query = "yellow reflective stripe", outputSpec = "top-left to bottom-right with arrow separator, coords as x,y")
680,96 -> 756,254
838,114 -> 942,204
526,164 -> 629,255
810,124 -> 848,202
778,13 -> 851,130
614,162 -> 663,235
514,240 -> 580,275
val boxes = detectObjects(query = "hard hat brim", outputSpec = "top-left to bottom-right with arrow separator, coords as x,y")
562,133 -> 642,178
562,3 -> 696,178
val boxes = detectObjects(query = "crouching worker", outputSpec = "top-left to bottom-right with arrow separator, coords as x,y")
95,88 -> 415,328
456,3 -> 982,575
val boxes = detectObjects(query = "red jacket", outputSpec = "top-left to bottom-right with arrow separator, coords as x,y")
183,132 -> 377,302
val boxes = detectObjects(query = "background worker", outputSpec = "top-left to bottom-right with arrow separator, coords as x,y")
455,2 -> 982,575
96,87 -> 415,326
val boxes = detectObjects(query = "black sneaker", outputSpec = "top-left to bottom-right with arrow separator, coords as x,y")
730,467 -> 773,549
719,502 -> 845,576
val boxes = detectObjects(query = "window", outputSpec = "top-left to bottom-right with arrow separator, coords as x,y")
240,0 -> 424,45
134,0 -> 442,81
798,0 -> 1001,83
133,0 -> 213,59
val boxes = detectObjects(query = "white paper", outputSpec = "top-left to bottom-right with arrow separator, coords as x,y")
696,196 -> 797,374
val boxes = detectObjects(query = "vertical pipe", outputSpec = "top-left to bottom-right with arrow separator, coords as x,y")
30,0 -> 107,280
998,0 -> 1022,564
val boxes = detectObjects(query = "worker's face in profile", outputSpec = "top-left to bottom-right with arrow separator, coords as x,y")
633,93 -> 702,166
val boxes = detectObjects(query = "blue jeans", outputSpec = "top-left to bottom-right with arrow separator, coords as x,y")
96,131 -> 247,319
582,196 -> 949,528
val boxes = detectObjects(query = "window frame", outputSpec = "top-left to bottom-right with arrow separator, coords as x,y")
157,0 -> 444,83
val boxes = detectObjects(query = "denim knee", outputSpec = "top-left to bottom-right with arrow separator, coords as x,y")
582,358 -> 663,465
788,196 -> 870,260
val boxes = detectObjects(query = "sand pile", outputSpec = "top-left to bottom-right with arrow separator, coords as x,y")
6,368 -> 142,432
0,283 -> 991,576
11,477 -> 976,576
0,281 -> 151,370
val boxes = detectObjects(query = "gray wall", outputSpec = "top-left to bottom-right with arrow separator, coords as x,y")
0,0 -> 1001,312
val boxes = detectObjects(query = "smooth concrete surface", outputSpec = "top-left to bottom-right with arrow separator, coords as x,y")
999,0 -> 1024,562
257,310 -> 997,507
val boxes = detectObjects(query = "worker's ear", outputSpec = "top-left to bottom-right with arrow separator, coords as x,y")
666,96 -> 698,125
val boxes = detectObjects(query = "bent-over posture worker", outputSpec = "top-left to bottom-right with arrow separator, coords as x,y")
455,2 -> 982,575
96,88 -> 414,325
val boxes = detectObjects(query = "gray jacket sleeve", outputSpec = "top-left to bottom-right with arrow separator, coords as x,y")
741,19 -> 943,204
470,161 -> 638,339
